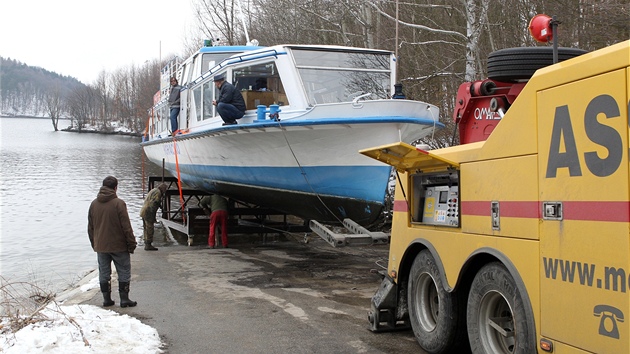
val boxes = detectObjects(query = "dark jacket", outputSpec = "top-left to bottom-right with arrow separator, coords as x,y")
217,81 -> 246,112
88,186 -> 137,253
169,85 -> 182,107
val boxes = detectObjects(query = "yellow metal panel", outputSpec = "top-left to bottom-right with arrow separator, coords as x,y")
540,222 -> 629,353
474,86 -> 540,159
359,142 -> 459,172
538,69 -> 629,201
460,155 -> 539,239
534,41 -> 630,89
538,68 -> 629,352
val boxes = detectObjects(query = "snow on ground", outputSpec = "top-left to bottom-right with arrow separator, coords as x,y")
1,273 -> 163,353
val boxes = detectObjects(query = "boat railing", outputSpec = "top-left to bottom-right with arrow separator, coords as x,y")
189,48 -> 288,87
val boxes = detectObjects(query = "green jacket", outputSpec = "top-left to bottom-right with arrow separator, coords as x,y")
140,187 -> 163,219
199,194 -> 228,213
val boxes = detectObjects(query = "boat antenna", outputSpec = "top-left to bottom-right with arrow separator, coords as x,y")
235,0 -> 252,45
395,0 -> 399,80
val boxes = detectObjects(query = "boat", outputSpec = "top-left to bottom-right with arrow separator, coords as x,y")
141,41 -> 444,226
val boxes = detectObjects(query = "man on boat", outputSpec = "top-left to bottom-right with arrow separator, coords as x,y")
212,74 -> 246,125
139,183 -> 168,251
168,77 -> 182,133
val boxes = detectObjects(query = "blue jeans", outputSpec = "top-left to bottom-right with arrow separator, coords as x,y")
97,252 -> 131,283
216,102 -> 245,123
170,107 -> 180,132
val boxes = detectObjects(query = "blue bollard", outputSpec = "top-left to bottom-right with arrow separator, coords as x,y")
255,105 -> 268,122
269,105 -> 281,121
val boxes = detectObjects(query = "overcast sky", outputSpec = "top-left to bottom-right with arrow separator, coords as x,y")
1,0 -> 195,84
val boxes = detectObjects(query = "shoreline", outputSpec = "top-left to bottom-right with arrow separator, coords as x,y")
60,127 -> 143,137
54,269 -> 100,305
1,116 -> 143,137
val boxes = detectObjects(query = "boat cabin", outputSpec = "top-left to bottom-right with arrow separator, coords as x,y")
146,44 -> 397,140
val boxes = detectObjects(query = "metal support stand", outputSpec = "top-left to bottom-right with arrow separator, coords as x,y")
309,219 -> 389,247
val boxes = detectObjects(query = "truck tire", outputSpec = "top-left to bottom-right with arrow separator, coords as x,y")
487,47 -> 588,82
467,262 -> 535,354
408,250 -> 468,353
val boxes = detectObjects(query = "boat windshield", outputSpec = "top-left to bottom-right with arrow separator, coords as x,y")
292,49 -> 392,105
202,52 -> 243,73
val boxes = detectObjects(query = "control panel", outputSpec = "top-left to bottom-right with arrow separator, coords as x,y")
422,186 -> 459,226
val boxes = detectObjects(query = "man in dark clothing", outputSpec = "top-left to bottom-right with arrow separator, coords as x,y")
212,74 -> 246,125
139,183 -> 168,251
168,77 -> 182,133
199,194 -> 229,248
88,176 -> 137,308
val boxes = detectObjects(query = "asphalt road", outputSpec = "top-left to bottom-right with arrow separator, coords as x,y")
78,229 -> 423,353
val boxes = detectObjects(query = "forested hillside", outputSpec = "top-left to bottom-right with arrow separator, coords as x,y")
0,57 -> 85,118
0,55 -> 162,133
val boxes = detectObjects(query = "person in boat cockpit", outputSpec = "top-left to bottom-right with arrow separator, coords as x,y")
168,77 -> 182,133
212,74 -> 246,126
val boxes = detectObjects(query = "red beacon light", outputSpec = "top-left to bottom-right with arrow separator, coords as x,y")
529,14 -> 553,43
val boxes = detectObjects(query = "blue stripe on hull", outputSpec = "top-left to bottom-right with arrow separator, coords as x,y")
165,164 -> 391,202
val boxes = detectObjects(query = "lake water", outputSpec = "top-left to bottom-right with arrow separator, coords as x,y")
0,117 -> 164,292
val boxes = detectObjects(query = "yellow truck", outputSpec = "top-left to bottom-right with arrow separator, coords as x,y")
363,39 -> 630,353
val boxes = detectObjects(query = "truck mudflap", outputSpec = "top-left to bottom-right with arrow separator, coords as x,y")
368,275 -> 410,332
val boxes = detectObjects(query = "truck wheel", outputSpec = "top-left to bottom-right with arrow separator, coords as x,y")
487,47 -> 587,82
467,262 -> 534,354
408,250 -> 467,353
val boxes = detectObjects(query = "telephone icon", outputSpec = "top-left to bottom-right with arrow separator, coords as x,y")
594,304 -> 624,339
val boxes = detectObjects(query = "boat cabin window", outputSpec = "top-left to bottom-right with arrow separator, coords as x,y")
202,81 -> 214,120
192,81 -> 217,122
156,105 -> 165,133
291,49 -> 391,105
201,52 -> 241,74
150,102 -> 169,135
232,62 -> 289,110
193,86 -> 202,122
181,63 -> 193,86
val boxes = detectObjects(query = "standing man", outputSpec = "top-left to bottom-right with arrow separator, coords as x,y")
139,183 -> 168,251
168,76 -> 182,133
199,194 -> 229,248
88,176 -> 137,308
212,74 -> 246,126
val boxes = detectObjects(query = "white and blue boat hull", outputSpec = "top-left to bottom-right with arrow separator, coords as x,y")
142,102 -> 441,224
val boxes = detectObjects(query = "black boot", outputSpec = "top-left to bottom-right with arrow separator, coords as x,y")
119,281 -> 137,308
144,242 -> 158,251
99,282 -> 115,307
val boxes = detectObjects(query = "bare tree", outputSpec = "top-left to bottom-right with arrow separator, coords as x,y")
136,59 -> 161,132
43,87 -> 63,131
94,71 -> 112,130
193,0 -> 245,45
67,85 -> 98,131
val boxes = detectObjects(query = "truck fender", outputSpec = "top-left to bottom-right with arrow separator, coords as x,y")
465,247 -> 537,350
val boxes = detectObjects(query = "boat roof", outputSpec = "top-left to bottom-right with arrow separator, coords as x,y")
197,45 -> 263,53
279,44 -> 393,55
